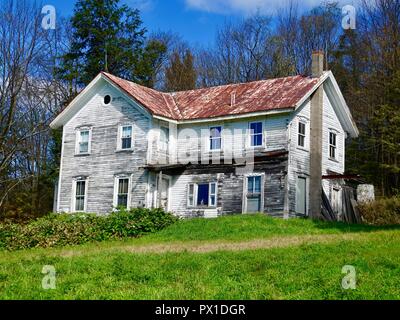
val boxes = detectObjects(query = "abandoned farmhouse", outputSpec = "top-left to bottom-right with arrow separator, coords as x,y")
50,52 -> 359,219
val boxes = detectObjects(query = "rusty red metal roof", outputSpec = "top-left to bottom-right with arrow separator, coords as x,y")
102,72 -> 319,121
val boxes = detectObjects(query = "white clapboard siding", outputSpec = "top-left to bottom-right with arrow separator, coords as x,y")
172,115 -> 289,163
57,78 -> 348,218
321,89 -> 346,199
58,81 -> 150,213
287,99 -> 311,214
287,88 -> 347,215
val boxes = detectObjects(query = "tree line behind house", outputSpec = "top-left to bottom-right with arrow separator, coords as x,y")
0,0 -> 399,220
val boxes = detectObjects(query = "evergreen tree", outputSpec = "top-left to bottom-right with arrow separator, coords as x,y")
59,0 -> 165,87
165,49 -> 197,92
133,39 -> 167,88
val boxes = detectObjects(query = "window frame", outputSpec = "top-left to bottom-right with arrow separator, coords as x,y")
159,126 -> 170,152
72,178 -> 88,212
209,125 -> 223,152
248,121 -> 264,148
75,127 -> 92,155
113,175 -> 132,210
187,182 -> 218,208
297,121 -> 307,148
247,175 -> 262,195
242,173 -> 265,214
187,183 -> 196,207
103,94 -> 112,106
209,182 -> 217,207
329,131 -> 337,160
117,124 -> 133,151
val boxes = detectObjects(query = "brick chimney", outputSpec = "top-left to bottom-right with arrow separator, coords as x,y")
311,50 -> 324,78
309,51 -> 324,219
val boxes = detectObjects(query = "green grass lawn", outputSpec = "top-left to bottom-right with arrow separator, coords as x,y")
0,215 -> 399,300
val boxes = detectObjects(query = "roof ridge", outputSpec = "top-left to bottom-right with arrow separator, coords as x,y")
100,71 -> 320,122
162,93 -> 183,120
171,74 -> 309,95
102,72 -> 162,94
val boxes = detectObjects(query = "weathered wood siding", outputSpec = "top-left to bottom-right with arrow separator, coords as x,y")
175,115 -> 289,162
58,80 -> 151,213
56,78 -> 348,218
168,158 -> 288,218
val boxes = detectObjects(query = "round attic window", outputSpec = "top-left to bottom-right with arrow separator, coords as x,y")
103,95 -> 112,105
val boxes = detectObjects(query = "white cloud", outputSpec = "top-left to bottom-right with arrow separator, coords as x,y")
185,0 -> 361,15
124,0 -> 154,12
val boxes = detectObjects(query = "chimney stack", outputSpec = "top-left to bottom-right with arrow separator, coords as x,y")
309,51 -> 324,219
311,50 -> 324,78
231,92 -> 236,107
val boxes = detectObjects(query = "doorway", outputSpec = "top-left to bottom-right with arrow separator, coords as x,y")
156,174 -> 171,211
296,176 -> 307,215
244,175 -> 263,213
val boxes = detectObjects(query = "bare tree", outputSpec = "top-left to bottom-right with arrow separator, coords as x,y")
147,31 -> 191,90
196,14 -> 277,87
0,0 -> 70,217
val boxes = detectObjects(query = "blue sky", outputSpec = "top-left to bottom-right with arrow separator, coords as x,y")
49,0 -> 360,46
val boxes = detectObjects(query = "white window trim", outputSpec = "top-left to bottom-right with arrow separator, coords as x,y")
297,120 -> 308,149
187,182 -> 218,208
113,174 -> 132,210
208,125 -> 223,152
102,94 -> 113,106
71,177 -> 88,213
209,182 -> 217,207
242,173 -> 265,214
248,121 -> 264,148
187,183 -> 197,207
117,124 -> 134,151
329,131 -> 338,160
159,126 -> 170,152
75,127 -> 92,155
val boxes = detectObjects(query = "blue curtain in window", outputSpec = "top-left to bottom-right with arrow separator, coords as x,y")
197,184 -> 209,206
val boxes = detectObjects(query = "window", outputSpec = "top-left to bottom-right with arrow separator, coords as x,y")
114,176 -> 131,209
298,122 -> 306,148
197,184 -> 209,206
117,178 -> 129,208
103,95 -> 111,105
329,132 -> 337,159
209,126 -> 222,151
74,180 -> 87,212
246,175 -> 263,213
209,182 -> 217,206
187,182 -> 217,207
76,129 -> 91,155
249,122 -> 263,147
160,126 -> 170,151
187,184 -> 195,207
247,176 -> 262,194
119,125 -> 133,150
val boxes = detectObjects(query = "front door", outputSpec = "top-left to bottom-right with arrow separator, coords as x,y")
245,175 -> 263,213
157,176 -> 170,211
296,177 -> 307,215
331,188 -> 340,214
